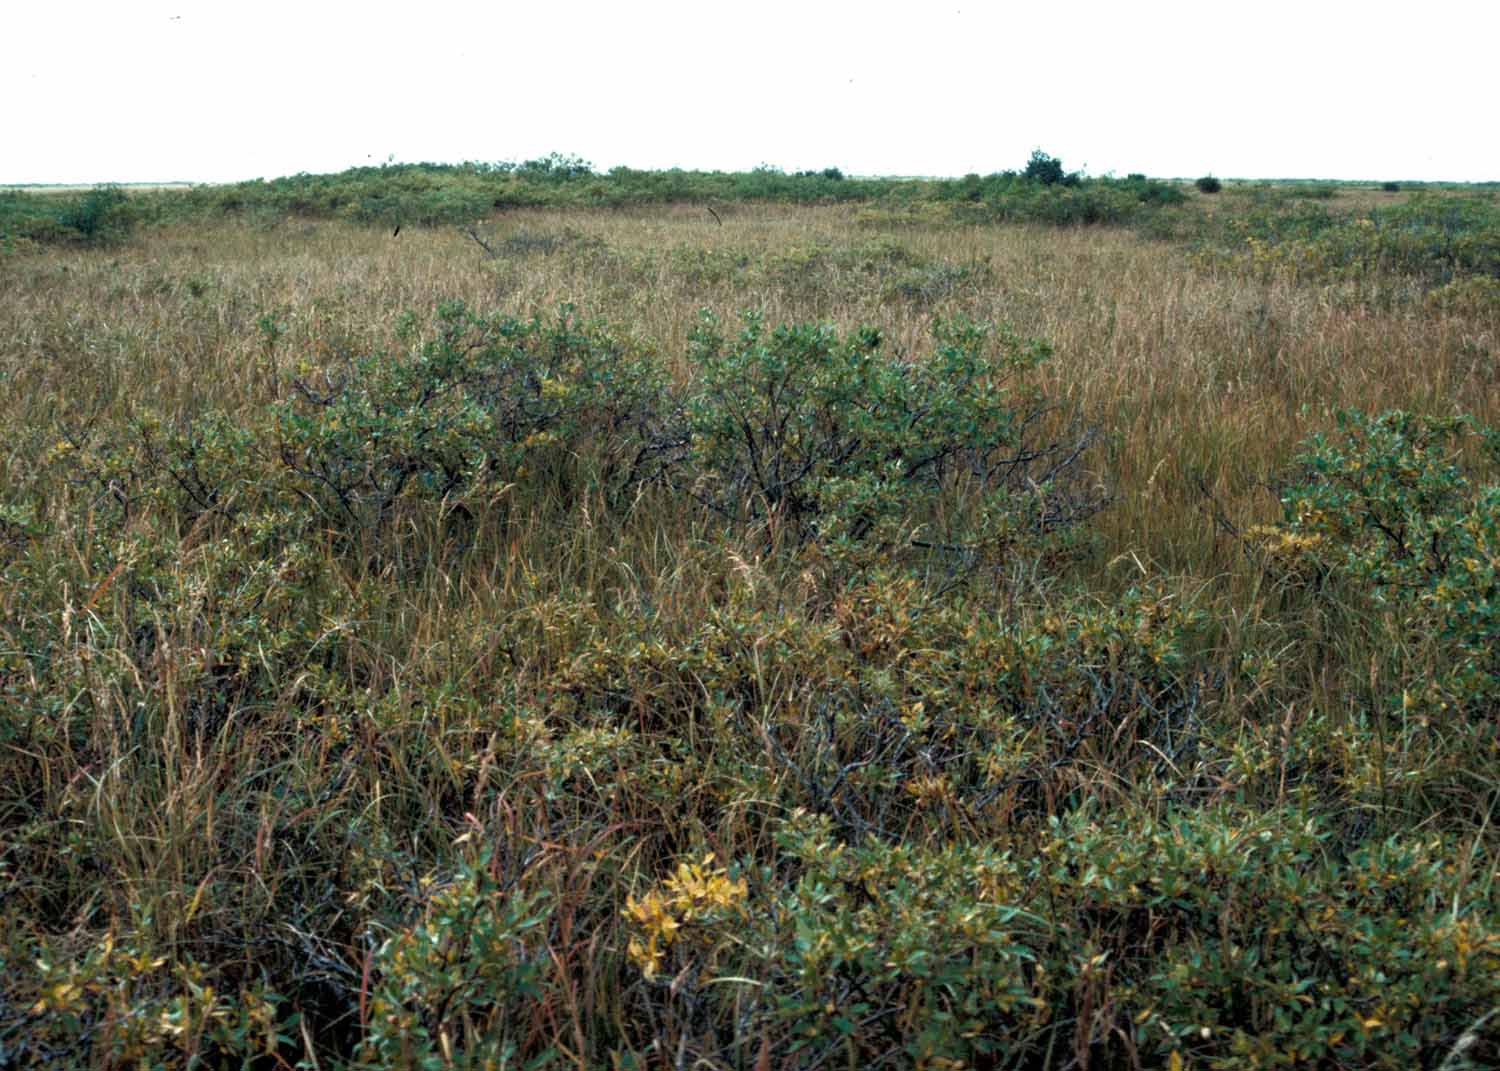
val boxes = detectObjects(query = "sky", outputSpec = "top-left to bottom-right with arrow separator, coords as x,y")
5,0 -> 1497,185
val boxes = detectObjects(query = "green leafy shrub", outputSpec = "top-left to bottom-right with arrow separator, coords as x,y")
1211,195 -> 1500,291
1121,174 -> 1188,206
682,312 -> 1100,551
10,159 -> 1201,238
0,185 -> 133,247
515,152 -> 594,182
624,808 -> 1500,1070
55,184 -> 132,242
6,433 -> 344,748
274,302 -> 668,537
1289,183 -> 1339,200
728,827 -> 1045,1068
0,191 -> 45,245
348,183 -> 495,227
795,167 -> 846,181
1260,410 -> 1500,715
1383,181 -> 1402,192
1196,175 -> 1223,194
1008,182 -> 1147,224
1024,150 -> 1080,188
4,930 -> 294,1068
356,850 -> 553,1069
1425,274 -> 1500,315
938,172 -> 1180,226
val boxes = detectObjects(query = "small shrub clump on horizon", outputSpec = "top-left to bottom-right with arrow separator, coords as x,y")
1022,149 -> 1081,188
3,154 -> 1200,244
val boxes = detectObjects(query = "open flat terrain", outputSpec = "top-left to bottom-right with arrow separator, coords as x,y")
3,177 -> 1500,1068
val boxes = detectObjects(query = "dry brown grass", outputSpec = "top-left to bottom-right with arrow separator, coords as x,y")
5,204 -> 1492,583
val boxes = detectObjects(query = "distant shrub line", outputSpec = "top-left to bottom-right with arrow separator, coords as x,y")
2,151 -> 1192,248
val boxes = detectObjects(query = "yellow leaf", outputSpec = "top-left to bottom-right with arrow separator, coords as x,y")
1169,1052 -> 1184,1071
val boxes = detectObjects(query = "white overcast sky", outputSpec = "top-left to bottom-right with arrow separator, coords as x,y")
5,0 -> 1497,185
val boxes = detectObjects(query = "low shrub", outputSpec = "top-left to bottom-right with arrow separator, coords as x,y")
274,302 -> 669,538
355,850 -> 553,1069
1122,174 -> 1189,206
1289,183 -> 1339,200
4,930 -> 293,1068
55,185 -> 132,241
1425,274 -> 1500,316
3,161 -> 1204,241
1258,409 -> 1500,718
683,311 -> 1101,553
939,173 -> 1183,225
1208,194 -> 1500,292
0,185 -> 133,246
623,808 -> 1500,1069
1196,175 -> 1223,194
549,570 -> 1207,843
515,151 -> 595,182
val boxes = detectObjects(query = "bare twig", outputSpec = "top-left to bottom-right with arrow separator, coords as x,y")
462,224 -> 497,258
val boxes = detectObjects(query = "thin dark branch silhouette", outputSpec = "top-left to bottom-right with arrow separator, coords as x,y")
462,224 -> 497,258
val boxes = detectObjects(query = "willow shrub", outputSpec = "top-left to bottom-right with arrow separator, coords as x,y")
1251,410 -> 1500,820
1262,410 -> 1500,717
624,808 -> 1500,1070
274,301 -> 671,540
683,312 -> 1102,565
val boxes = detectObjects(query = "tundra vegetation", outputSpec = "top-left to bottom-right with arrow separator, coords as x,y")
2,154 -> 1500,1069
